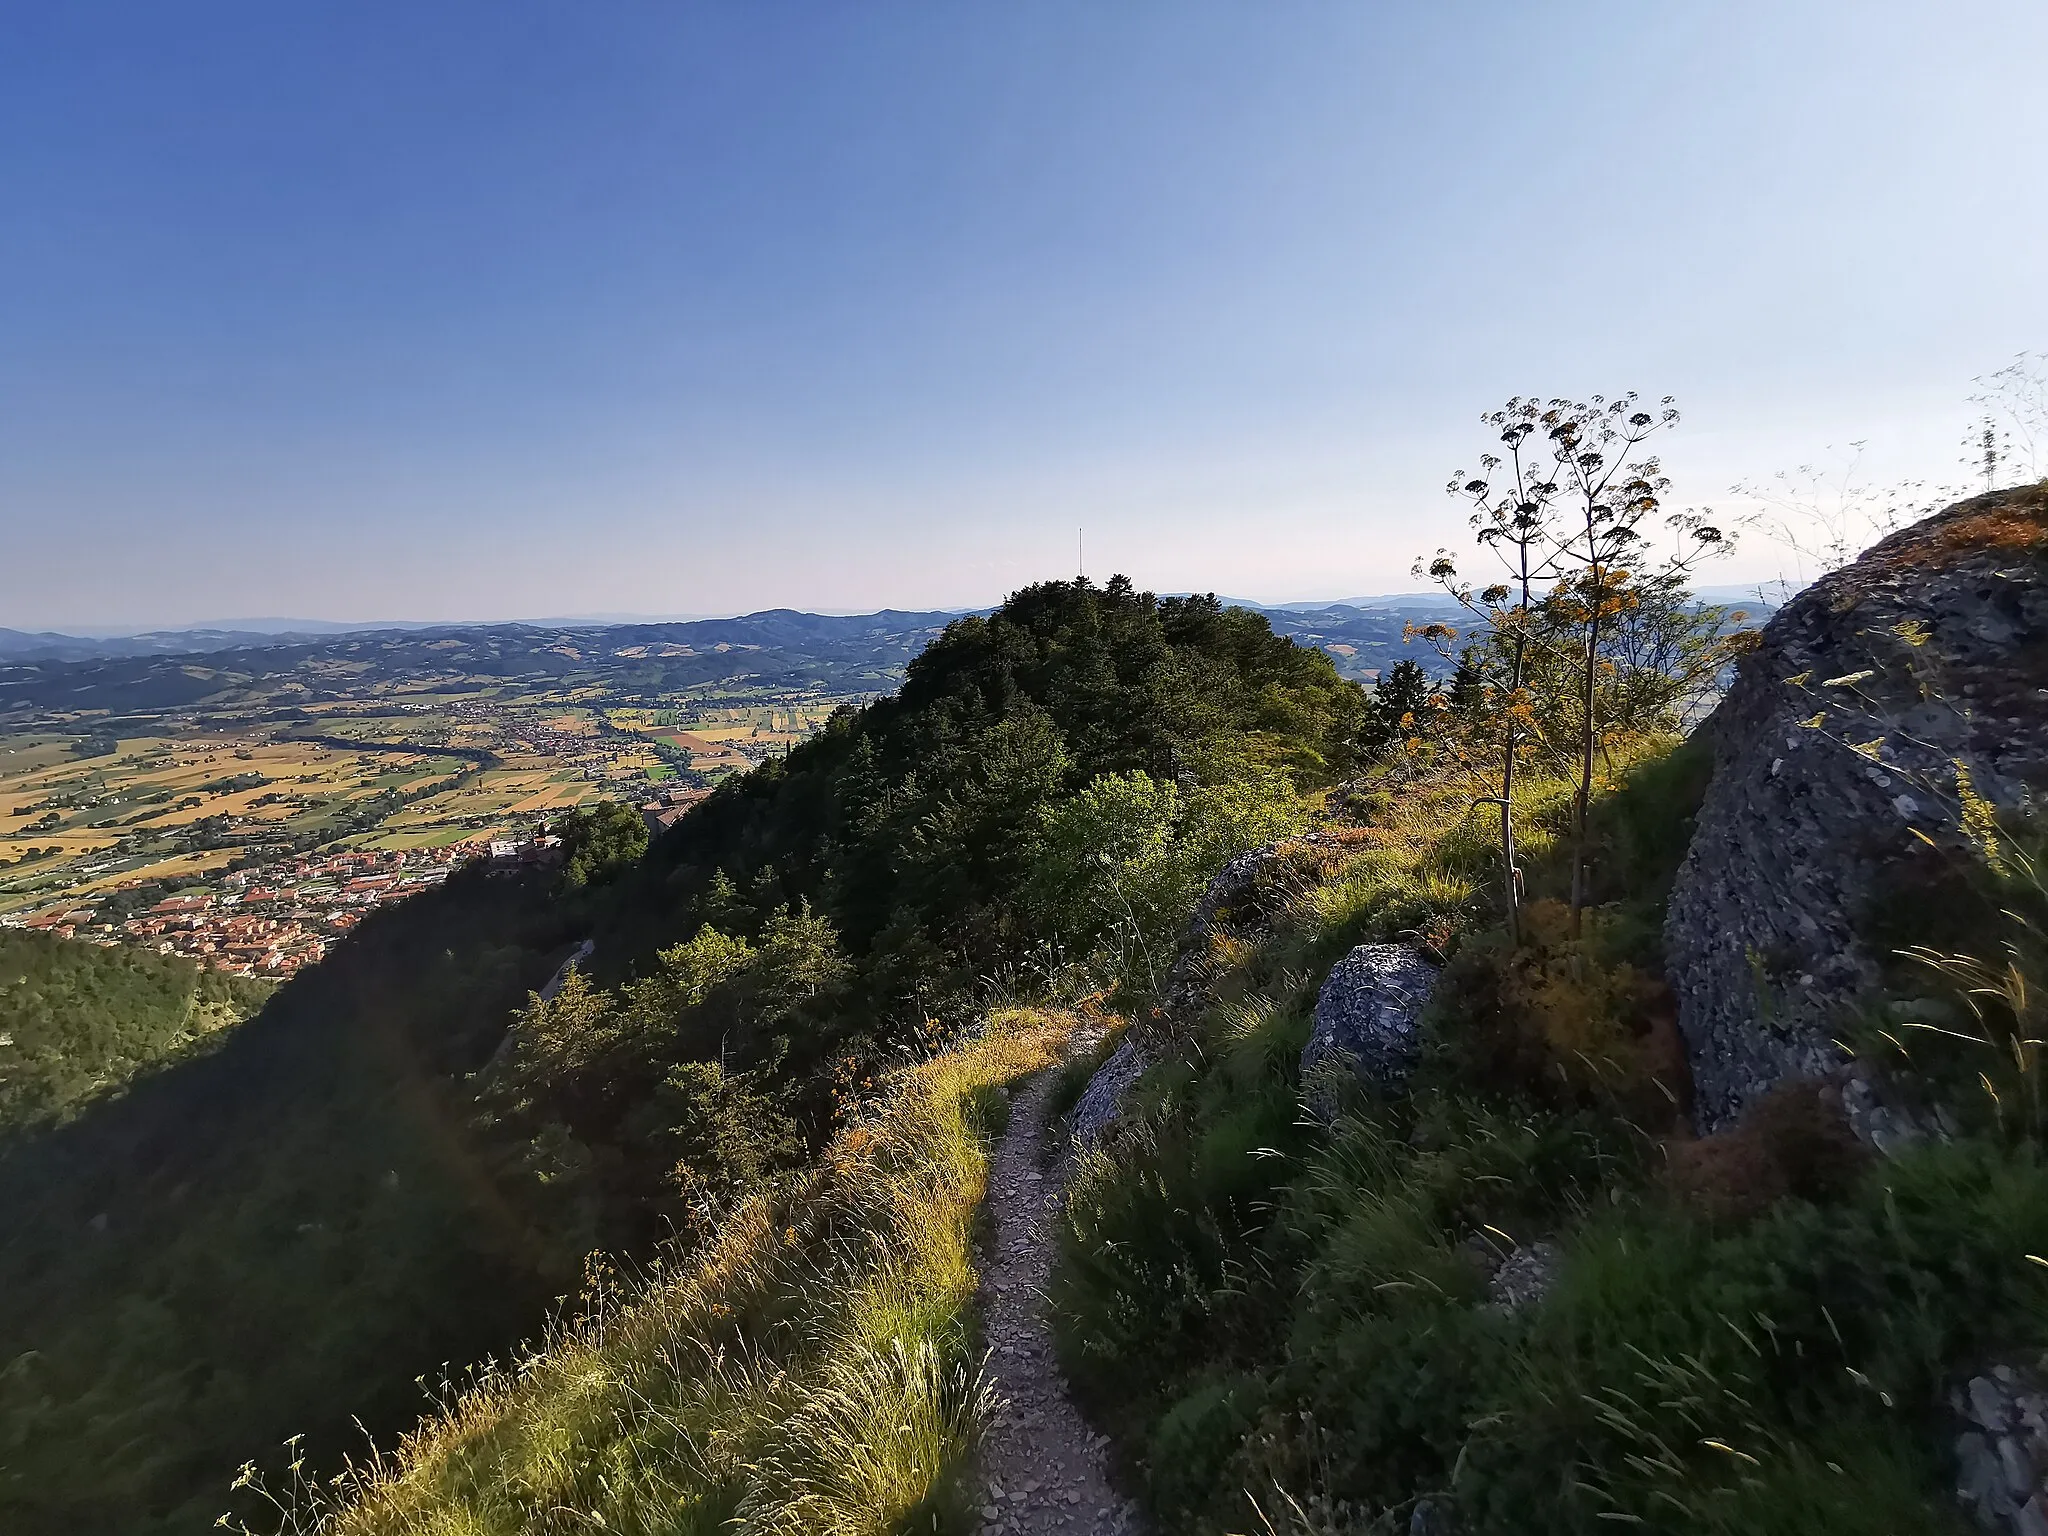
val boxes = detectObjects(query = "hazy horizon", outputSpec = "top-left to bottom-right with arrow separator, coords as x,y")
8,1 -> 2047,631
12,587 -> 1484,640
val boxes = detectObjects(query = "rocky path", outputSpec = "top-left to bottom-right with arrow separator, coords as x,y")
974,1069 -> 1141,1536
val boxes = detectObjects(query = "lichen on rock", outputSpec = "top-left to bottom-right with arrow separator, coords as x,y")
1664,483 -> 2048,1132
1299,941 -> 1439,1116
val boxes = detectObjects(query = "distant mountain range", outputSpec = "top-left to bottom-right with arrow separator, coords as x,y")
0,608 -> 977,715
0,580 -> 1781,698
0,591 -> 1469,663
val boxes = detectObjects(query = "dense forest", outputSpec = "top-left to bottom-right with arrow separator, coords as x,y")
0,580 -> 1365,1535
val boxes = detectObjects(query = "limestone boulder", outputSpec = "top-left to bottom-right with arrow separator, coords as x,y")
1300,942 -> 1439,1114
1666,484 -> 2048,1131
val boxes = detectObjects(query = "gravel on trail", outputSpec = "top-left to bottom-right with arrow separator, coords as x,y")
974,1068 -> 1142,1536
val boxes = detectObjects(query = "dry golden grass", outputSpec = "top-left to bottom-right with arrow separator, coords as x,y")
267,1010 -> 1081,1536
76,848 -> 239,892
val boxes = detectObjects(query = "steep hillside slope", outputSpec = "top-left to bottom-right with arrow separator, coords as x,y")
0,872 -> 578,1536
292,1012 -> 1083,1536
0,927 -> 271,1126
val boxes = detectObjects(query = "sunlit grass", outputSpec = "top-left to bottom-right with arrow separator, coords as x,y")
256,1010 -> 1079,1536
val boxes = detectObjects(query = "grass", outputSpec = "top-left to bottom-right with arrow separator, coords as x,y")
272,1009 -> 1081,1536
1047,737 -> 2034,1534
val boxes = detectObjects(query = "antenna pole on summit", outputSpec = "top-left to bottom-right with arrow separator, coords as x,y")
1078,528 -> 1084,581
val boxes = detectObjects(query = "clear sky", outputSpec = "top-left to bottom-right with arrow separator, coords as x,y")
5,1 -> 2046,630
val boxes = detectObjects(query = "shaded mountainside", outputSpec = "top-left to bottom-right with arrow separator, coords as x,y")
0,870 -> 579,1536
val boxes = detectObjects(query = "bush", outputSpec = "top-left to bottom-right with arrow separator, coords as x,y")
1427,898 -> 1687,1129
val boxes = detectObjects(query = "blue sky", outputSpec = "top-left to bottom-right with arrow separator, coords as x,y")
5,1 -> 2046,629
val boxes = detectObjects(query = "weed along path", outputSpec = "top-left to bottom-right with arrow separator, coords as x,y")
976,1067 -> 1140,1536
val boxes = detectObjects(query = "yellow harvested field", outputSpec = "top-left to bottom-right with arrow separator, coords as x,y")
0,830 -> 122,861
505,784 -> 594,814
76,847 -> 240,892
2,672 -> 847,917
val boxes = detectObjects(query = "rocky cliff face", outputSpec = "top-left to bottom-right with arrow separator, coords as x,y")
1666,483 -> 2048,1131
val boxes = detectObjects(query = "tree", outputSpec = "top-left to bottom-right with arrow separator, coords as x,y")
1585,566 -> 1752,735
1421,400 -> 1575,943
1023,766 -> 1303,994
1426,394 -> 1725,939
554,801 -> 649,888
1356,659 -> 1444,763
1525,397 -> 1724,929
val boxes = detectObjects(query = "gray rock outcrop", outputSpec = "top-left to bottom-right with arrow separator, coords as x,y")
1665,484 -> 2048,1131
1154,834 -> 1344,1039
1069,1038 -> 1148,1146
1485,1241 -> 1561,1314
1300,942 -> 1439,1114
1953,1364 -> 2048,1534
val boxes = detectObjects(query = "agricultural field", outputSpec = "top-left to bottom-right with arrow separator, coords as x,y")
606,699 -> 843,771
0,617 -> 905,959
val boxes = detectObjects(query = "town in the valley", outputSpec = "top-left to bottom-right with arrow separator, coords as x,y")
3,783 -> 710,976
0,653 -> 866,975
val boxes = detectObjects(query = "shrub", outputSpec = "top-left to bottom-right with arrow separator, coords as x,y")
1428,898 -> 1685,1128
1667,1080 -> 1868,1222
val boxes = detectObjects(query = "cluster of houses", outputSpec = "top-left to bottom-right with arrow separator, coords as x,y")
5,778 -> 720,979
638,784 -> 711,836
3,840 -> 515,976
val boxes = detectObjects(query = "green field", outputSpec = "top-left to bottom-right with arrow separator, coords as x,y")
0,671 -> 871,919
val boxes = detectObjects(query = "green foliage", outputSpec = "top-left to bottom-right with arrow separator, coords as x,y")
1354,658 -> 1442,763
1862,819 -> 2048,1142
554,799 -> 649,887
0,928 -> 270,1127
484,908 -> 850,1244
1428,897 -> 1684,1124
637,579 -> 1360,1006
1026,767 -> 1306,994
654,1058 -> 806,1211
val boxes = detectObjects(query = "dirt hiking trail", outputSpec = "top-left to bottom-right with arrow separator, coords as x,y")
974,1067 -> 1142,1536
